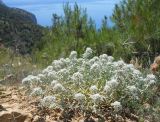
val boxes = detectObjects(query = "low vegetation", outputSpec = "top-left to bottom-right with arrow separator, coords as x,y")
35,0 -> 160,67
0,0 -> 160,121
22,48 -> 160,121
0,47 -> 39,84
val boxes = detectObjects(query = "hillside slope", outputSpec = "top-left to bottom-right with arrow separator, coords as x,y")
0,1 -> 43,54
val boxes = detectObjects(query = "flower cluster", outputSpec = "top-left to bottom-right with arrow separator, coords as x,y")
41,96 -> 56,108
111,101 -> 122,112
22,48 -> 158,114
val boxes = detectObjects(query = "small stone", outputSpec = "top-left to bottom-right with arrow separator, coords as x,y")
0,105 -> 6,111
33,115 -> 45,122
0,110 -> 30,122
11,95 -> 19,100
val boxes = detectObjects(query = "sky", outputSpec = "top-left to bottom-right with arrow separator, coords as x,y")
3,0 -> 121,27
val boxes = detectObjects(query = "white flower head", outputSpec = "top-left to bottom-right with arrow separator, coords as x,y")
89,56 -> 99,65
22,75 -> 33,86
82,61 -> 90,70
103,85 -> 112,94
64,58 -> 71,66
106,79 -> 119,88
51,80 -> 58,86
146,74 -> 156,81
99,54 -> 108,60
90,63 -> 101,74
57,68 -> 69,81
127,64 -> 134,69
53,83 -> 65,92
69,51 -> 77,60
99,54 -> 109,64
42,66 -> 53,74
52,60 -> 64,70
90,93 -> 104,104
78,67 -> 85,73
59,58 -> 68,67
30,87 -> 43,96
47,70 -> 57,80
22,75 -> 42,86
83,47 -> 93,59
58,68 -> 69,76
148,80 -> 156,86
127,85 -> 138,94
111,101 -> 122,112
27,75 -> 41,85
41,96 -> 56,108
114,60 -> 125,67
126,85 -> 139,99
71,72 -> 83,82
108,56 -> 114,62
38,74 -> 46,80
133,69 -> 141,75
77,58 -> 84,65
89,85 -> 98,93
74,93 -> 86,102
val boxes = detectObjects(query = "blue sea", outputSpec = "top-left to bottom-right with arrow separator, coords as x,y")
4,0 -> 121,27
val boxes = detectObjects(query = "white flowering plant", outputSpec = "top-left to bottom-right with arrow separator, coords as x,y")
22,48 -> 160,120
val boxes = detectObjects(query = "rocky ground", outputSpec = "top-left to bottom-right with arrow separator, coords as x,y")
0,84 -> 139,122
0,85 -> 59,122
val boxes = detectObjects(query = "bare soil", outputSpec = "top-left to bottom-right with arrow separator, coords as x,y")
0,85 -> 138,122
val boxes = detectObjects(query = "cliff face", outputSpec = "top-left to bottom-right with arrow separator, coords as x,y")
0,4 -> 37,24
12,8 -> 37,24
0,0 -> 37,23
0,0 -> 4,4
0,1 -> 43,54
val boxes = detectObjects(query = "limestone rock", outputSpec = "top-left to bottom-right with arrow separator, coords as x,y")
0,109 -> 32,122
